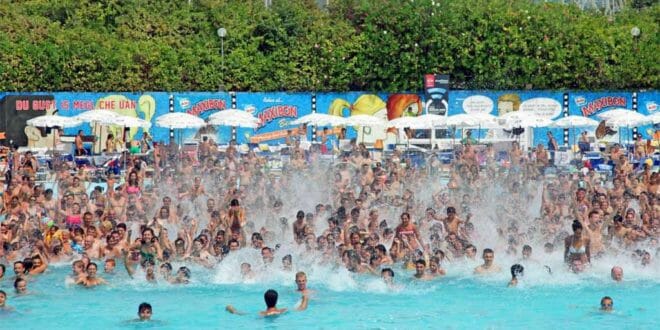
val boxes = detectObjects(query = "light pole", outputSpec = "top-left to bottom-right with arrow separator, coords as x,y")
631,26 -> 640,51
217,27 -> 227,90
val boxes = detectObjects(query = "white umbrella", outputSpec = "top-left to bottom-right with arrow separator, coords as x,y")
647,112 -> 660,124
389,114 -> 448,148
74,109 -> 119,123
447,113 -> 499,128
290,113 -> 347,127
207,109 -> 260,131
345,115 -> 387,144
550,115 -> 600,148
156,112 -> 206,129
598,109 -> 649,146
99,115 -> 151,128
27,115 -> 82,152
498,111 -> 553,128
27,114 -> 82,128
597,109 -> 648,123
550,115 -> 600,128
345,114 -> 387,127
207,116 -> 259,128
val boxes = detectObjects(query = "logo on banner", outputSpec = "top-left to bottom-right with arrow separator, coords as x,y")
257,105 -> 298,129
187,99 -> 226,116
578,96 -> 627,116
179,98 -> 191,110
646,101 -> 657,113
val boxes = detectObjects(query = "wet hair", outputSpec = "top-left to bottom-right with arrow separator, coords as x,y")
572,220 -> 583,232
282,254 -> 292,263
483,248 -> 494,255
87,262 -> 98,270
264,289 -> 278,308
160,262 -> 173,271
138,302 -> 152,313
0,290 -> 5,298
178,266 -> 191,279
0,264 -> 5,274
381,268 -> 394,277
613,215 -> 623,223
522,245 -> 532,252
230,199 -> 240,207
511,264 -> 524,278
14,277 -> 26,289
296,210 -> 305,218
13,261 -> 27,274
415,259 -> 426,266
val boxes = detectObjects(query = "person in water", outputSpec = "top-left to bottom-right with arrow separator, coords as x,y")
0,290 -> 14,311
413,259 -> 434,280
226,289 -> 309,316
600,296 -> 613,312
295,272 -> 313,296
508,264 -> 524,287
76,262 -> 107,287
564,220 -> 591,265
610,266 -> 623,282
474,248 -> 501,274
14,278 -> 28,295
381,268 -> 395,287
138,302 -> 152,321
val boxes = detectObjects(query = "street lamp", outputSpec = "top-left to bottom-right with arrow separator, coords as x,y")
217,27 -> 227,90
631,26 -> 640,51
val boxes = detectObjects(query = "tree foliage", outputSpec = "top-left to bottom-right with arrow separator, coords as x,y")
0,0 -> 657,92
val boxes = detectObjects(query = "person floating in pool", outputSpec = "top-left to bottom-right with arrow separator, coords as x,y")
413,259 -> 434,280
0,290 -> 15,311
600,296 -> 613,312
611,266 -> 623,282
295,272 -> 314,296
76,262 -> 107,287
381,268 -> 395,287
225,289 -> 308,316
474,248 -> 501,274
138,302 -> 152,321
508,264 -> 524,287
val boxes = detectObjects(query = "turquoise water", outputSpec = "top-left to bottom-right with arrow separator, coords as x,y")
1,262 -> 658,329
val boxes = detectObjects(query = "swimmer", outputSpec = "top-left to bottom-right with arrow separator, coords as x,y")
381,268 -> 395,287
138,302 -> 152,321
610,266 -> 623,282
226,289 -> 308,316
14,278 -> 28,295
77,262 -> 107,287
171,266 -> 190,284
104,259 -> 116,274
508,264 -> 524,287
474,248 -> 501,274
0,264 -> 5,281
428,257 -> 446,277
295,272 -> 314,296
240,263 -> 255,279
281,255 -> 293,272
160,263 -> 173,281
600,296 -> 613,312
413,259 -> 434,280
0,290 -> 14,311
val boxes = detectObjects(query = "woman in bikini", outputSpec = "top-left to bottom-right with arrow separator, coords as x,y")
564,220 -> 591,264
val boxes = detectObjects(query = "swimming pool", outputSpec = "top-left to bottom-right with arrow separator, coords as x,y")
2,257 -> 658,330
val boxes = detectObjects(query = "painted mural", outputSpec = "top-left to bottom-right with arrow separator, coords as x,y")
0,91 -> 657,149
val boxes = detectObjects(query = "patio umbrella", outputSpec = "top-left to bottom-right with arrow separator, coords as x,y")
550,115 -> 600,148
345,115 -> 387,144
26,114 -> 82,152
75,109 -> 120,152
156,112 -> 206,129
155,112 -> 207,151
388,114 -> 447,149
447,113 -> 499,144
498,111 -> 553,129
646,112 -> 660,124
598,109 -> 650,146
208,110 -> 260,143
290,113 -> 347,127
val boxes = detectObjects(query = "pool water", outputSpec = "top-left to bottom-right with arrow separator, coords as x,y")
1,258 -> 658,329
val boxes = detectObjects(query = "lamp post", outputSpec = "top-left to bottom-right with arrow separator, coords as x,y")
217,27 -> 227,90
631,26 -> 640,51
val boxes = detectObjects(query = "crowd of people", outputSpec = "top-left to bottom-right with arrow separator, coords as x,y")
0,134 -> 658,316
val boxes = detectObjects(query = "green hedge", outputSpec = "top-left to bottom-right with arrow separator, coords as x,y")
0,0 -> 657,92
